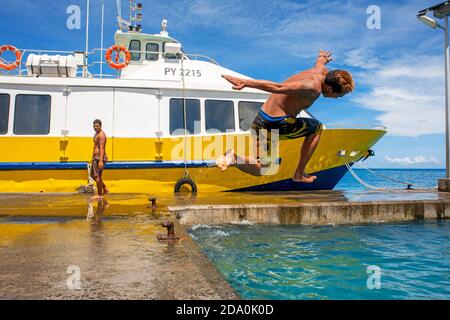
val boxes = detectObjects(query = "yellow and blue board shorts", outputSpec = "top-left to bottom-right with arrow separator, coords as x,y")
251,109 -> 323,140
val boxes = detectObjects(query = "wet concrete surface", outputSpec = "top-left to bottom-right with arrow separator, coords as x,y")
0,189 -> 448,299
0,189 -> 446,217
0,194 -> 237,299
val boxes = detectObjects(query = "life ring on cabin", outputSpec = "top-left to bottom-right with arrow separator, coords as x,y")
0,45 -> 22,71
174,176 -> 198,195
105,45 -> 131,70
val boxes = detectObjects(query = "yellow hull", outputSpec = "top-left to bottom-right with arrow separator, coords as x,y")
0,129 -> 386,193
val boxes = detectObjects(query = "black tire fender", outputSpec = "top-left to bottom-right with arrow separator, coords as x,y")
174,177 -> 197,194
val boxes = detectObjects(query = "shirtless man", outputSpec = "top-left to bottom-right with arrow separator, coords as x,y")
91,119 -> 109,198
217,50 -> 355,183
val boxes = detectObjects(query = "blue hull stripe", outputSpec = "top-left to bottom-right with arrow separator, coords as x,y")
230,164 -> 349,192
0,161 -> 350,191
0,161 -> 215,171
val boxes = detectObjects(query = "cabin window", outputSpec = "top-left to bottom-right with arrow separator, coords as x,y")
129,40 -> 141,61
238,101 -> 263,131
146,43 -> 159,61
205,100 -> 235,133
0,94 -> 10,134
13,95 -> 51,135
170,98 -> 201,135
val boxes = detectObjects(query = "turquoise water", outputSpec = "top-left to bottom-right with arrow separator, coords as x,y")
335,168 -> 444,190
188,221 -> 450,299
188,169 -> 449,299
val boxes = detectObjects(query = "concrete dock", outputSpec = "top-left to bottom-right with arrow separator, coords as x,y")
170,189 -> 450,226
0,189 -> 448,299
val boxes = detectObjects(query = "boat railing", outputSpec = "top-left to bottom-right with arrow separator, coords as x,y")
0,56 -> 17,76
185,53 -> 219,65
1,47 -> 219,79
324,124 -> 387,131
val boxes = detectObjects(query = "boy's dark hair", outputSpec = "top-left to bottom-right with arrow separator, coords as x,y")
324,70 -> 355,94
93,119 -> 102,126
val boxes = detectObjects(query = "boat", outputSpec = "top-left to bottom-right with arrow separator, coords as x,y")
0,1 -> 386,193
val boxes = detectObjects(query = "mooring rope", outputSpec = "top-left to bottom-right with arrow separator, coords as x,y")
352,161 -> 415,188
345,161 -> 435,190
344,162 -> 384,190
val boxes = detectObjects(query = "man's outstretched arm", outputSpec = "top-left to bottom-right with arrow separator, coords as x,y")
222,75 -> 315,95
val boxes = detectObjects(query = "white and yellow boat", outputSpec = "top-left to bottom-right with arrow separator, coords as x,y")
0,2 -> 386,193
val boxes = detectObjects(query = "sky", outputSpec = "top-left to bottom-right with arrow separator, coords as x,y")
0,0 -> 447,168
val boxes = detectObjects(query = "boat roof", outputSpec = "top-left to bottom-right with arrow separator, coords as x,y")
114,30 -> 179,45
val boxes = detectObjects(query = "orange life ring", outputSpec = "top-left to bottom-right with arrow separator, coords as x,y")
105,45 -> 131,70
0,45 -> 22,71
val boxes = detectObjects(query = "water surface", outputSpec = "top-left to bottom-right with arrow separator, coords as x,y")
189,221 -> 450,299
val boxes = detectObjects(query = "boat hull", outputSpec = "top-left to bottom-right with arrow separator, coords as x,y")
0,128 -> 385,193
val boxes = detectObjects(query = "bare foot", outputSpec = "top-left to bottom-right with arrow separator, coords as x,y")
292,172 -> 317,183
215,149 -> 236,171
103,187 -> 109,195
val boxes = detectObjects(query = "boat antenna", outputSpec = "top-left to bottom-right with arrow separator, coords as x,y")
83,0 -> 90,78
100,0 -> 105,77
129,0 -> 132,26
161,19 -> 168,36
116,0 -> 122,20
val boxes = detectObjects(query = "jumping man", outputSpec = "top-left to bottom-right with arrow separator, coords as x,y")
217,50 -> 355,183
91,119 -> 109,198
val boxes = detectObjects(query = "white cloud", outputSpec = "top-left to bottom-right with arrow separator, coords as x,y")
343,49 -> 380,70
351,54 -> 445,137
375,64 -> 443,79
385,155 -> 440,165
